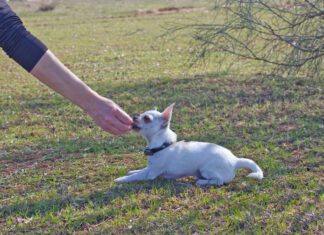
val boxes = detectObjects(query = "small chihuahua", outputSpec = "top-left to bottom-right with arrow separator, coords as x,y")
115,104 -> 263,186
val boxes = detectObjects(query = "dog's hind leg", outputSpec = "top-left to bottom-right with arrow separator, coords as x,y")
196,179 -> 210,185
196,170 -> 224,186
196,178 -> 223,186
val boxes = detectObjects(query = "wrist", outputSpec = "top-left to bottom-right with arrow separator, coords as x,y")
79,89 -> 102,114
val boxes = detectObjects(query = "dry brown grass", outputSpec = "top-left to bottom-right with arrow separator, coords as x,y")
26,0 -> 60,11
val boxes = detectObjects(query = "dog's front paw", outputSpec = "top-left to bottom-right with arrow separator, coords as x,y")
127,170 -> 139,175
114,176 -> 128,183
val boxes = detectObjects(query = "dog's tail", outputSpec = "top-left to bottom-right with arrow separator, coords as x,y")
235,158 -> 263,180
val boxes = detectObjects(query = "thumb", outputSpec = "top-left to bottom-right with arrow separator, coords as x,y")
114,107 -> 133,125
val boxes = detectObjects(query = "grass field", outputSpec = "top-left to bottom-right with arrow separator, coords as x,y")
0,0 -> 323,233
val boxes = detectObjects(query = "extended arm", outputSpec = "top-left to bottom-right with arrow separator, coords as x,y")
31,50 -> 132,134
0,1 -> 132,134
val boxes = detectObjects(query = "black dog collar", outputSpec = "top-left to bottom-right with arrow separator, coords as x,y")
143,142 -> 175,156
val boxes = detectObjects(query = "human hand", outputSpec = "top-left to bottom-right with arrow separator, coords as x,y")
86,96 -> 133,135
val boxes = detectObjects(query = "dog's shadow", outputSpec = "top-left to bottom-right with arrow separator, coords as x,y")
0,179 -> 192,218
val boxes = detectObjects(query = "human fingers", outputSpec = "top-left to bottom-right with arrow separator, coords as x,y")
106,115 -> 132,133
113,106 -> 133,125
100,120 -> 124,135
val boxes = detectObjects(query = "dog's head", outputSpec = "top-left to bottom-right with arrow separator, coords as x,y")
132,103 -> 174,139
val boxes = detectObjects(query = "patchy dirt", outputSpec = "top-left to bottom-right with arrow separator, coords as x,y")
134,6 -> 205,16
0,150 -> 50,177
277,123 -> 299,132
88,6 -> 206,21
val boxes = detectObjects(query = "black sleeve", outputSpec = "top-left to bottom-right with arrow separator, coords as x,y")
0,0 -> 48,72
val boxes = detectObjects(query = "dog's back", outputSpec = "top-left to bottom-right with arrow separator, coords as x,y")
149,141 -> 238,182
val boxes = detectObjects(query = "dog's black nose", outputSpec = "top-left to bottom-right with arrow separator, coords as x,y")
132,114 -> 140,121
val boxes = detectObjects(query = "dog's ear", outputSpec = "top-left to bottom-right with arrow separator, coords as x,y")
162,103 -> 175,125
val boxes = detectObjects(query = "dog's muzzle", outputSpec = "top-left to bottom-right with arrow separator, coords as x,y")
132,114 -> 141,131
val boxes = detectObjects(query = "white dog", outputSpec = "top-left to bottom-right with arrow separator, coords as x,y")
115,104 -> 263,186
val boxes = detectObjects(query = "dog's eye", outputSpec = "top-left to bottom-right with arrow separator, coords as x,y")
143,115 -> 151,123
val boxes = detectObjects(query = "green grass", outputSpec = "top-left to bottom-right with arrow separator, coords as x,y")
0,0 -> 323,233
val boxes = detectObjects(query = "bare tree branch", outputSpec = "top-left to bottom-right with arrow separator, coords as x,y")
167,0 -> 324,77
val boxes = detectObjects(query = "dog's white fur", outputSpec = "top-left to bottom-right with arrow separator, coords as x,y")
115,104 -> 263,185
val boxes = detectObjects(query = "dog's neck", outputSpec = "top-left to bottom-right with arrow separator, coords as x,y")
146,128 -> 177,149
